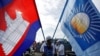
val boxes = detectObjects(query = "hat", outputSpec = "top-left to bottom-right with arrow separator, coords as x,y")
57,39 -> 62,43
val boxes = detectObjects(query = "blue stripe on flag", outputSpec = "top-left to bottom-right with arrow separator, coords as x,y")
13,20 -> 41,56
0,0 -> 12,8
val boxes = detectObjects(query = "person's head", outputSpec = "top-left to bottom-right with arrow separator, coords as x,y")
46,36 -> 52,46
56,39 -> 62,45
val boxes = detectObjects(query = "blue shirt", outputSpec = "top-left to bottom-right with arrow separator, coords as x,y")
44,46 -> 53,56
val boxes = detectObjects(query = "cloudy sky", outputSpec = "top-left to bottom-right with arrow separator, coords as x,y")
35,0 -> 67,42
35,0 -> 100,42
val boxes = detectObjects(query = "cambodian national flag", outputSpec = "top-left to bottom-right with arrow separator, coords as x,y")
0,0 -> 41,56
61,0 -> 100,56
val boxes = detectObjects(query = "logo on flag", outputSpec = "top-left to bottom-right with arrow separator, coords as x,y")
63,0 -> 100,51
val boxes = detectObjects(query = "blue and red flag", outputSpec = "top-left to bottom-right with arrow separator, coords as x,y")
61,0 -> 100,56
0,0 -> 41,56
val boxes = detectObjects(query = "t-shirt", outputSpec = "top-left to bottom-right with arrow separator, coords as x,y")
44,46 -> 53,56
58,44 -> 65,55
40,42 -> 55,55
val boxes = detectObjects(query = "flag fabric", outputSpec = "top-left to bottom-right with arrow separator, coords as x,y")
0,0 -> 41,56
61,0 -> 100,56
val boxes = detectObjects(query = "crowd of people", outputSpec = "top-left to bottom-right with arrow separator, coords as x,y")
40,36 -> 65,56
23,36 -> 75,56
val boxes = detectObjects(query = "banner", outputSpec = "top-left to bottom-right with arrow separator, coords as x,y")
61,0 -> 100,56
0,0 -> 41,56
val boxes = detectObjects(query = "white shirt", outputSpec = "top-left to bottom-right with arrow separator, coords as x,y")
40,42 -> 55,54
55,45 -> 59,51
58,44 -> 65,55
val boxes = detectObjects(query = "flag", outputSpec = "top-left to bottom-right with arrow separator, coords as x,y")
61,0 -> 100,56
0,0 -> 41,56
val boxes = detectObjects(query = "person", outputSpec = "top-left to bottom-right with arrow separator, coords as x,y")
24,48 -> 30,56
40,36 -> 55,56
56,40 -> 65,56
55,40 -> 59,56
30,41 -> 37,56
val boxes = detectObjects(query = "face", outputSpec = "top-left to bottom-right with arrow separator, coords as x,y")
56,42 -> 60,46
47,39 -> 52,46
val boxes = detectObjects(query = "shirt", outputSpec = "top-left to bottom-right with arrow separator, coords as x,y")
40,42 -> 55,54
58,44 -> 65,55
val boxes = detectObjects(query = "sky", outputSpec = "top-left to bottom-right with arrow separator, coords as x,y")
92,0 -> 100,12
35,0 -> 100,42
35,0 -> 67,42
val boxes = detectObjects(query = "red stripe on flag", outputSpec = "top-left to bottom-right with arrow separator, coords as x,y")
5,0 -> 39,23
0,44 -> 5,56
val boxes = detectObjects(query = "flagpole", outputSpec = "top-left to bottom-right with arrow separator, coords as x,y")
38,20 -> 45,41
52,0 -> 68,39
41,27 -> 45,41
34,0 -> 46,41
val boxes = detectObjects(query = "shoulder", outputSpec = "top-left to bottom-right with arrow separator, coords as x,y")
60,44 -> 64,47
51,43 -> 55,47
42,42 -> 46,46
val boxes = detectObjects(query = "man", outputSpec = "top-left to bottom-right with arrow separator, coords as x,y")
40,36 -> 55,56
56,40 -> 65,56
